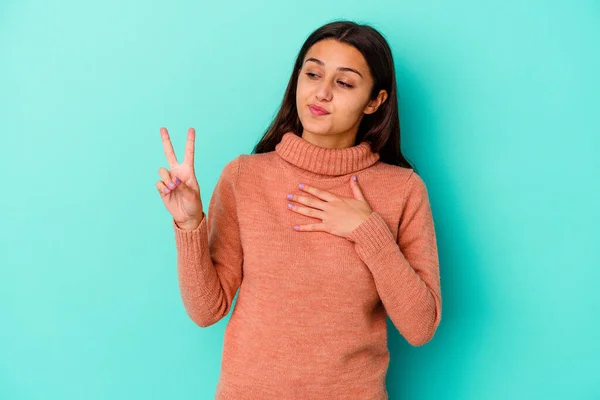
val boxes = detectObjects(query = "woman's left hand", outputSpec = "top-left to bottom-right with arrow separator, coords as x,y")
287,175 -> 372,238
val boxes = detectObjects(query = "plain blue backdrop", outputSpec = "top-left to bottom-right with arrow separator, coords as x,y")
1,0 -> 599,399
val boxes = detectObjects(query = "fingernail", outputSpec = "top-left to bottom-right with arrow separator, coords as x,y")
353,175 -> 357,181
168,182 -> 175,189
175,177 -> 181,184
287,194 -> 292,200
288,203 -> 293,208
163,188 -> 170,193
299,183 -> 304,189
294,225 -> 299,230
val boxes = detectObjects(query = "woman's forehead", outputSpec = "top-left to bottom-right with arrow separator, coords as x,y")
304,40 -> 368,73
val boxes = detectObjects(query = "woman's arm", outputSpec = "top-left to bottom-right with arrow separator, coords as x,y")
347,171 -> 442,346
172,156 -> 244,328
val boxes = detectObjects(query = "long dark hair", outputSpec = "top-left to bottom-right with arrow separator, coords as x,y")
251,20 -> 416,172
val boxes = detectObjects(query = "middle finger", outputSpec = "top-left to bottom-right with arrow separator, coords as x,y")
288,203 -> 325,219
287,193 -> 328,211
161,127 -> 179,166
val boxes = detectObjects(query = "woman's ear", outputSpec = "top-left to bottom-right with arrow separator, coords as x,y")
363,90 -> 388,115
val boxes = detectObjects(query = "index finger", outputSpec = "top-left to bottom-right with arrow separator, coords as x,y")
183,127 -> 195,166
299,184 -> 337,202
160,127 -> 179,166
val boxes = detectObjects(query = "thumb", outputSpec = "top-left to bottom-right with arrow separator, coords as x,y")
176,179 -> 199,202
350,175 -> 365,201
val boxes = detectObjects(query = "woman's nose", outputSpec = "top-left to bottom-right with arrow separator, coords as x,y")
315,81 -> 333,101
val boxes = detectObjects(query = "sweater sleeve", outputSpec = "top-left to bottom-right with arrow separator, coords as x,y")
346,171 -> 442,346
172,156 -> 243,328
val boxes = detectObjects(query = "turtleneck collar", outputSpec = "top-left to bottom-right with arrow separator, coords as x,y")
274,132 -> 380,176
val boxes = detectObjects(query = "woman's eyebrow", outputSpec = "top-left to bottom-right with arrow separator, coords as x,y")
304,57 -> 363,79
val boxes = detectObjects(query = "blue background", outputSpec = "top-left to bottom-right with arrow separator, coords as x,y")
1,0 -> 599,399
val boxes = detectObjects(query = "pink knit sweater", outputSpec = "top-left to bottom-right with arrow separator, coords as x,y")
172,132 -> 442,399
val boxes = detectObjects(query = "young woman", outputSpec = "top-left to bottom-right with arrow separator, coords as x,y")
157,20 -> 442,400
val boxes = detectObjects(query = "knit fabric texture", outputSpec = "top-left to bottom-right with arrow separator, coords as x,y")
172,131 -> 442,399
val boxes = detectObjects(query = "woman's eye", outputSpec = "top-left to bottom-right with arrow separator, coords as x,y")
305,73 -> 352,88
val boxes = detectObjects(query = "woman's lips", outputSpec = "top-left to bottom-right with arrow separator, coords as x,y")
309,104 -> 330,116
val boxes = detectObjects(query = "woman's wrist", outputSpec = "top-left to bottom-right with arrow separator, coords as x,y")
174,217 -> 202,231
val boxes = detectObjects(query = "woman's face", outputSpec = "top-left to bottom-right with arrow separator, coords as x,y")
296,39 -> 387,142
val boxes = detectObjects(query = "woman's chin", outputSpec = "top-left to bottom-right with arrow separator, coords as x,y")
301,121 -> 332,135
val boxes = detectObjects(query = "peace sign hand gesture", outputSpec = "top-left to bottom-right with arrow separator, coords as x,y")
156,127 -> 203,230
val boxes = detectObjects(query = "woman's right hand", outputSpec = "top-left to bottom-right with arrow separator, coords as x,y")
156,127 -> 203,230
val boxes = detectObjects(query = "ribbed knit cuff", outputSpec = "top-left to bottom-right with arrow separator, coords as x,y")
172,213 -> 207,261
346,211 -> 396,260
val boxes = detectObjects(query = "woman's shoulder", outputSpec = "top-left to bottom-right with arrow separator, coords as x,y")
221,151 -> 275,168
235,151 -> 280,170
218,152 -> 279,184
373,160 -> 416,183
